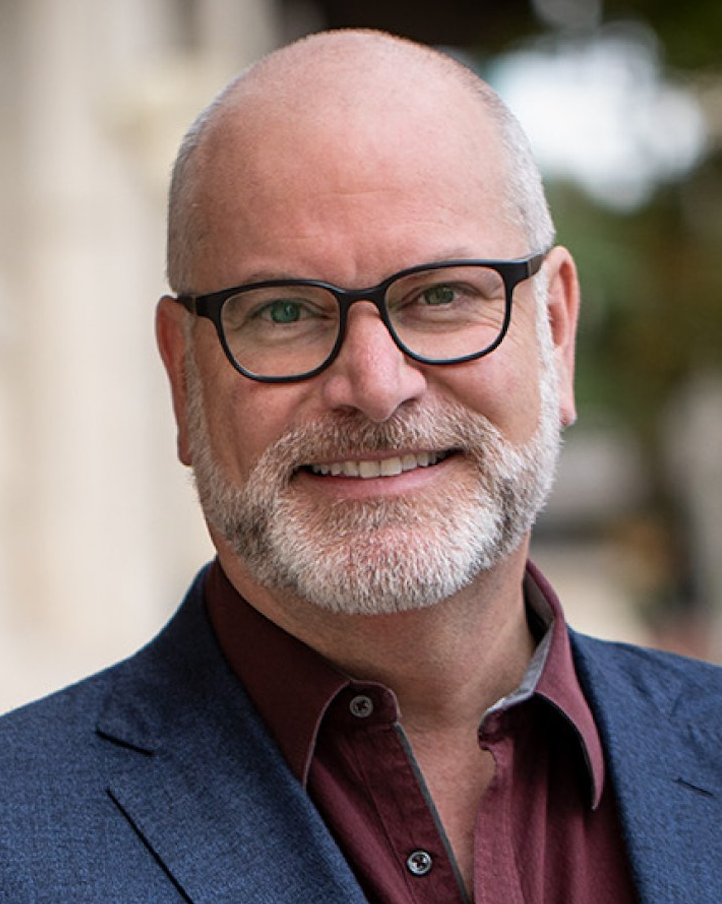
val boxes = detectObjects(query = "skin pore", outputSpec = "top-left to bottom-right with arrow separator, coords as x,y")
156,29 -> 580,896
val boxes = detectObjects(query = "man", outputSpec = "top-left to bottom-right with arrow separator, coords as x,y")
1,28 -> 721,904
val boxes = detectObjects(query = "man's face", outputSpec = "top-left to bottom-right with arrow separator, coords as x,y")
158,75 -> 578,615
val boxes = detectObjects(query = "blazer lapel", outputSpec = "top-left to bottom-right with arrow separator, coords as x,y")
572,631 -> 722,903
97,574 -> 367,904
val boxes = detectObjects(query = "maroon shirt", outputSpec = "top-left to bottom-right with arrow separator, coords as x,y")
206,561 -> 638,903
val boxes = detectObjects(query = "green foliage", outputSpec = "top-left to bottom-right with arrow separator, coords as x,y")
551,162 -> 722,439
605,0 -> 722,70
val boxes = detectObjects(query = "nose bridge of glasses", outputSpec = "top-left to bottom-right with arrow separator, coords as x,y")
334,282 -> 398,342
335,282 -> 391,317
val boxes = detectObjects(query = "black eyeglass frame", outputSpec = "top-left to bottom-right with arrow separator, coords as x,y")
175,251 -> 547,383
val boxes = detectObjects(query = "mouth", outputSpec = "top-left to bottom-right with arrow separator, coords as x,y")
303,450 -> 453,479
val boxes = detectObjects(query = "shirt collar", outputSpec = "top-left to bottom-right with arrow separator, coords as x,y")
205,558 -> 605,806
519,561 -> 605,808
204,560 -> 349,783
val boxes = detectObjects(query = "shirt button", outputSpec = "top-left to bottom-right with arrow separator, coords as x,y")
406,850 -> 433,876
349,694 -> 374,718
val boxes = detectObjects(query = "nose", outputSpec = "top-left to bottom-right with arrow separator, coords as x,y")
318,303 -> 427,422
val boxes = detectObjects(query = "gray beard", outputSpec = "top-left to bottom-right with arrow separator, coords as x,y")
185,349 -> 562,616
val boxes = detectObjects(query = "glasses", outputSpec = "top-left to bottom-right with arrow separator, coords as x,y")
175,252 -> 546,383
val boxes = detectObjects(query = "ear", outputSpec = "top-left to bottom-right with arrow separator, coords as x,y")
156,296 -> 194,465
543,246 -> 580,428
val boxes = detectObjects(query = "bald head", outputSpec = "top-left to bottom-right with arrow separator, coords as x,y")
167,30 -> 553,293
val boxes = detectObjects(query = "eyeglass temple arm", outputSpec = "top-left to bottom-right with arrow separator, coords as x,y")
175,295 -> 197,313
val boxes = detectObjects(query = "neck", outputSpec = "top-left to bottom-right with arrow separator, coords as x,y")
217,541 -> 535,730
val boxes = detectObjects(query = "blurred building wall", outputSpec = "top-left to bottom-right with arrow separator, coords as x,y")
0,0 -> 287,713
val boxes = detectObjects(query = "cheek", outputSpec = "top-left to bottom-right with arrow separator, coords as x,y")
199,368 -> 312,483
438,332 -> 544,444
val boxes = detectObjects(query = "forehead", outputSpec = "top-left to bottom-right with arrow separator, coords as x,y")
188,48 -> 517,287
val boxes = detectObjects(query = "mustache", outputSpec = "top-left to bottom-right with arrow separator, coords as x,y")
250,401 -> 506,483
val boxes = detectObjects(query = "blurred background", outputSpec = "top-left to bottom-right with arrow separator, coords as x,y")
1,0 -> 721,714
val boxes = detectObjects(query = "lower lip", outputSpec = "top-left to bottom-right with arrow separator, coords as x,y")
294,454 -> 458,499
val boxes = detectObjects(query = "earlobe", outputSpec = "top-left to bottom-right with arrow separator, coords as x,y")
543,246 -> 580,428
156,296 -> 194,466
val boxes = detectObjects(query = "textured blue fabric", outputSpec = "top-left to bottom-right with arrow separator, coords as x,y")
0,568 -> 366,903
571,631 -> 722,903
1,568 -> 722,902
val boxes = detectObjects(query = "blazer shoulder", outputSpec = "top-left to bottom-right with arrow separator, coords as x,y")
571,629 -> 722,727
0,649 -> 129,757
0,566 -> 212,771
0,567 -> 367,904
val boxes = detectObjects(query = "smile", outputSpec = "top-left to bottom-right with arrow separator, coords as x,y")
306,450 -> 450,479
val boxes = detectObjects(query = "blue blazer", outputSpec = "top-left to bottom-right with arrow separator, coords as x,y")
1,568 -> 722,902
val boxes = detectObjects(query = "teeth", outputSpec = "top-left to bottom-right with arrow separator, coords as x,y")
359,460 -> 380,479
380,457 -> 403,477
401,453 -> 417,472
308,451 -> 447,479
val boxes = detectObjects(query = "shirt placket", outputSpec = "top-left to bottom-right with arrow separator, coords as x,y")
335,685 -> 469,904
475,710 -> 525,904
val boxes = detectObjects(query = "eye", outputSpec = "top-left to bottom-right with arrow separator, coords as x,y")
248,297 -> 328,325
262,300 -> 306,323
419,285 -> 457,306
